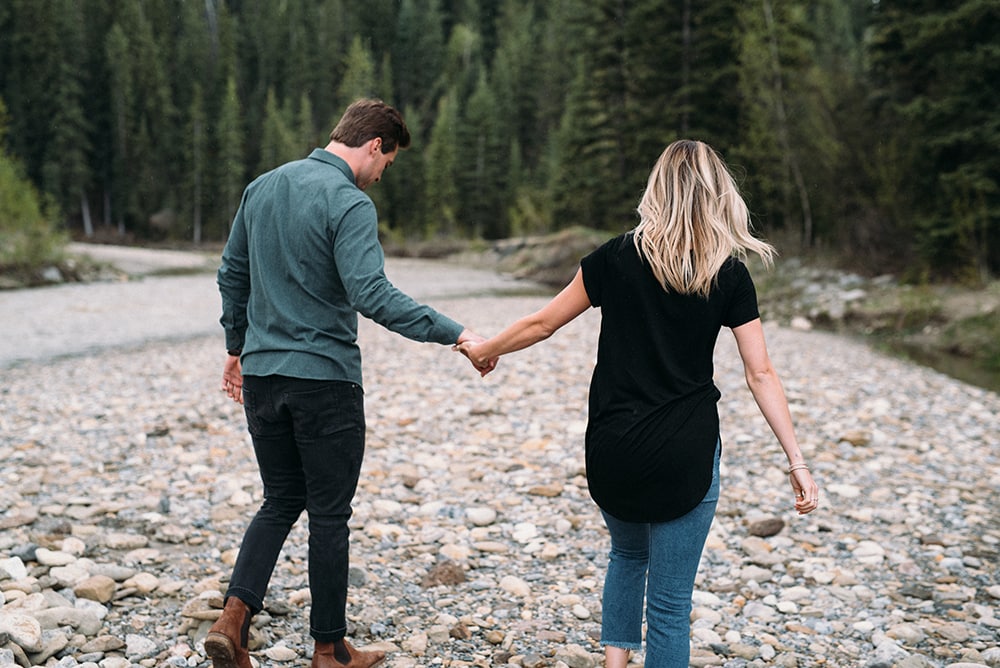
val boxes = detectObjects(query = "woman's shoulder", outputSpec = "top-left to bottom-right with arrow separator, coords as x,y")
584,231 -> 631,263
715,256 -> 755,294
720,255 -> 750,276
596,231 -> 636,257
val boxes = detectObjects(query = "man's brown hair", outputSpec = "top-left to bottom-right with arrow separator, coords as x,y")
330,99 -> 411,153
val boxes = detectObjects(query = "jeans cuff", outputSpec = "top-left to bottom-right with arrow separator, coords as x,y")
601,640 -> 643,651
310,624 -> 348,643
225,587 -> 264,615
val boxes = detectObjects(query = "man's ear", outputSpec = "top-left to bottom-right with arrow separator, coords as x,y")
370,137 -> 382,154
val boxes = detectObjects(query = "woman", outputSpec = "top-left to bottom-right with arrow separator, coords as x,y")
457,140 -> 819,667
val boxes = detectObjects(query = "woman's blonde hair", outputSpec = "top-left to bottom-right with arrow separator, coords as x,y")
634,140 -> 774,298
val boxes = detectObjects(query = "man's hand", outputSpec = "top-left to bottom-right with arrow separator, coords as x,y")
221,353 -> 244,404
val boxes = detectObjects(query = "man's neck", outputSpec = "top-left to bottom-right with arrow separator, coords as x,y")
324,141 -> 364,181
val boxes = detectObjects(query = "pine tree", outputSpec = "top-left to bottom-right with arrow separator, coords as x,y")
424,92 -> 461,238
0,0 -> 90,232
733,0 -> 837,249
394,0 -> 446,116
549,56 -> 607,230
104,23 -> 133,235
40,0 -> 91,236
216,74 -> 245,237
337,37 -> 379,113
548,1 -> 640,232
356,0 -> 400,63
676,0 -> 744,148
869,0 -> 1000,279
297,94 -> 318,154
257,88 -> 300,175
102,2 -> 176,235
185,84 -> 207,244
457,70 -> 508,239
440,23 -> 483,102
237,1 -> 291,172
311,0 -> 352,124
492,0 -> 543,164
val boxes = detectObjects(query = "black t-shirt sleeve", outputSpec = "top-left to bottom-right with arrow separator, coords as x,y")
722,259 -> 761,328
580,244 -> 606,307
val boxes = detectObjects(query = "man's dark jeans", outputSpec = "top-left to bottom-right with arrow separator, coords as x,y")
225,374 -> 365,642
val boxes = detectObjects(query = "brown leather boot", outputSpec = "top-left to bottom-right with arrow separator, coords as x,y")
311,639 -> 385,668
204,596 -> 253,668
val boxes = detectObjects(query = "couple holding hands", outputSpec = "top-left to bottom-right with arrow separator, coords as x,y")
209,99 -> 818,668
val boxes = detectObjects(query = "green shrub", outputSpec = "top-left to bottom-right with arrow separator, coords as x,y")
942,311 -> 1000,372
0,153 -> 65,270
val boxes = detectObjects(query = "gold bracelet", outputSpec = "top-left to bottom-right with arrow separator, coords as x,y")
786,463 -> 810,474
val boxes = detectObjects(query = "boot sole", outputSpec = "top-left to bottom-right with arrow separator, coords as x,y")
204,632 -> 242,668
312,650 -> 386,668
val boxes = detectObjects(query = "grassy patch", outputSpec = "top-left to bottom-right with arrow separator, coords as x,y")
940,312 -> 1000,371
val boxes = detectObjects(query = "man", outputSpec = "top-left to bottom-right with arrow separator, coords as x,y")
208,98 -> 493,668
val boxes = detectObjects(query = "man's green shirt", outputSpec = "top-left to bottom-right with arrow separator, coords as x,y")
218,148 -> 464,385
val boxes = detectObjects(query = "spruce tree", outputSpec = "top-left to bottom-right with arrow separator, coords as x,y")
457,70 -> 508,239
337,37 -> 379,113
216,75 -> 245,237
869,0 -> 1000,279
184,84 -> 207,244
733,0 -> 831,249
104,24 -> 133,235
40,0 -> 91,236
424,92 -> 461,238
257,88 -> 300,175
395,0 -> 446,116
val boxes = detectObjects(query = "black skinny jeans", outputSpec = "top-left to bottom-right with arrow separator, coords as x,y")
225,375 -> 365,642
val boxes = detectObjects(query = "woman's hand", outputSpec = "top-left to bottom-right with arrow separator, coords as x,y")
454,341 -> 495,376
789,468 -> 819,514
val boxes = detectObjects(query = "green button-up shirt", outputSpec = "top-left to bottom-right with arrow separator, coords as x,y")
218,148 -> 464,384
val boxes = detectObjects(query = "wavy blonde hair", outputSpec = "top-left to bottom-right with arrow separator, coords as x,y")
634,140 -> 775,298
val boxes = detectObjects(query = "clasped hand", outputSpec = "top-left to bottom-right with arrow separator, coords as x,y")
454,339 -> 497,377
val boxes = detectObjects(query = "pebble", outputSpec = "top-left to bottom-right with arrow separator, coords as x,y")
466,507 -> 498,526
1,260 -> 998,667
263,644 -> 299,661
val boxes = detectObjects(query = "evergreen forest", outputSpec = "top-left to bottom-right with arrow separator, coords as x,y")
0,0 -> 997,281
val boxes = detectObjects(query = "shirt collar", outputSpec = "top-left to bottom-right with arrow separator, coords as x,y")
308,148 -> 356,185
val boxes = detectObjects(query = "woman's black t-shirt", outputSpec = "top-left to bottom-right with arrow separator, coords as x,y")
580,233 -> 760,522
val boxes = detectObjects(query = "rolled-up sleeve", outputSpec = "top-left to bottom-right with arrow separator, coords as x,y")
217,192 -> 252,352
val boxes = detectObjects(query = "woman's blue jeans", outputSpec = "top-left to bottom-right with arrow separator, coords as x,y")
600,442 -> 720,667
225,375 -> 365,643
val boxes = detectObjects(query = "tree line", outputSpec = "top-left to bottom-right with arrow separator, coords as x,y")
0,0 -> 997,281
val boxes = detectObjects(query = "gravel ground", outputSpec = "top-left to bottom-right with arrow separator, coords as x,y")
1,249 -> 998,668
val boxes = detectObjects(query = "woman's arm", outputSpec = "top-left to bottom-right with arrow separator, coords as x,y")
458,268 -> 591,369
731,318 -> 819,514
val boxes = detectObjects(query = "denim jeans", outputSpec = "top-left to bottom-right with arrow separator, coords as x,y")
600,441 -> 720,667
225,375 -> 365,643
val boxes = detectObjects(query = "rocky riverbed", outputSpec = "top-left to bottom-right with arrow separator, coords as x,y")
1,255 -> 998,668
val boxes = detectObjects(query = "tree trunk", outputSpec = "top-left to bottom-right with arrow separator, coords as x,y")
104,189 -> 112,228
193,175 -> 202,245
761,0 -> 813,248
80,191 -> 94,238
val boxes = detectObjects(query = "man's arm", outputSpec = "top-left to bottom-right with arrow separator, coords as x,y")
333,203 -> 466,345
218,193 -> 251,401
217,194 -> 252,354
